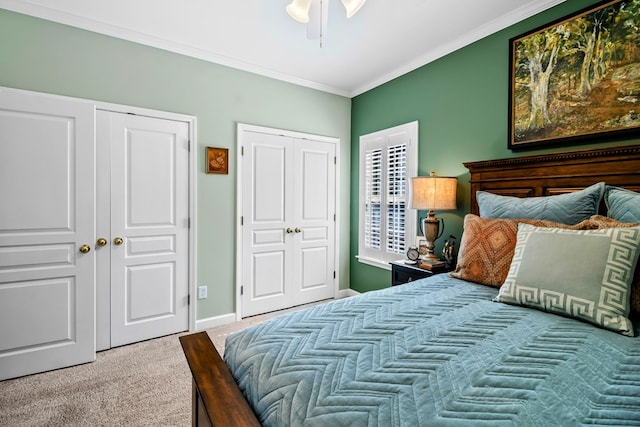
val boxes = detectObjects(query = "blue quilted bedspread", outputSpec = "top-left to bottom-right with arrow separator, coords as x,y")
224,276 -> 640,426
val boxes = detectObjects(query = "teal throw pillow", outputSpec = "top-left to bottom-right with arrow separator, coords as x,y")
477,182 -> 604,224
495,223 -> 640,336
605,186 -> 640,223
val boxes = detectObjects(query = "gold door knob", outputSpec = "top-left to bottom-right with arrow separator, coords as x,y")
96,238 -> 108,247
295,227 -> 301,233
79,244 -> 91,254
286,228 -> 293,234
113,237 -> 124,245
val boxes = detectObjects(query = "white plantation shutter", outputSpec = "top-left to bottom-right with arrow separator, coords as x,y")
358,122 -> 418,269
386,144 -> 406,254
364,148 -> 382,250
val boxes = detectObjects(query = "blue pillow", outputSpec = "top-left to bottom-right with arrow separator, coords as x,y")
477,182 -> 604,224
605,186 -> 640,223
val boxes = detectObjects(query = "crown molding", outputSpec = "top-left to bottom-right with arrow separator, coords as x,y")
0,0 -> 352,97
350,0 -> 566,97
2,0 -> 565,98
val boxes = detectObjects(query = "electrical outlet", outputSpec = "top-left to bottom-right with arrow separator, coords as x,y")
198,285 -> 208,299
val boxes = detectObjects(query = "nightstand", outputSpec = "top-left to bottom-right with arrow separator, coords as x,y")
390,260 -> 451,286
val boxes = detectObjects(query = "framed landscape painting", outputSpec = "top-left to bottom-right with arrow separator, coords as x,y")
509,0 -> 640,149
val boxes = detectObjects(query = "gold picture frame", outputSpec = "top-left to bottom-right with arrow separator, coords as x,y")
206,147 -> 228,175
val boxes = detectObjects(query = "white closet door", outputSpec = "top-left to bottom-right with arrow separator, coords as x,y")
0,88 -> 95,380
241,132 -> 294,317
240,127 -> 336,318
293,140 -> 336,306
102,112 -> 190,347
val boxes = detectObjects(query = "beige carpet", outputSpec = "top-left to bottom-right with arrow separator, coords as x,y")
0,302 -> 325,427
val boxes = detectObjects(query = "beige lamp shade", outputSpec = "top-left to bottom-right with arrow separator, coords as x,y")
411,172 -> 457,211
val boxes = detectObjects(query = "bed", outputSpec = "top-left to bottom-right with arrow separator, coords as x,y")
180,144 -> 640,427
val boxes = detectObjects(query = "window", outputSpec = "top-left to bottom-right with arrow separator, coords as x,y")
358,121 -> 418,269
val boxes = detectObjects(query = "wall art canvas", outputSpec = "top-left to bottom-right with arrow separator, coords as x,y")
509,0 -> 640,149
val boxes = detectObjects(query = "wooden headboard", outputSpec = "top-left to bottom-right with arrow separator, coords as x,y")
464,144 -> 640,216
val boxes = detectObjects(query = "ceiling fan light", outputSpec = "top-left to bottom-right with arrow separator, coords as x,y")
341,0 -> 366,18
286,0 -> 312,24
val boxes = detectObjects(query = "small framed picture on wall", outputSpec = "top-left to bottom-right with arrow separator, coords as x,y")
206,147 -> 228,174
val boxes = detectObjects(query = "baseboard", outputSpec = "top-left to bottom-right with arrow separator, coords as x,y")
195,313 -> 236,331
336,288 -> 360,299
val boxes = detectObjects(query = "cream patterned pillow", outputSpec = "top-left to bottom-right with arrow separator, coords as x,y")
587,215 -> 640,318
495,223 -> 640,336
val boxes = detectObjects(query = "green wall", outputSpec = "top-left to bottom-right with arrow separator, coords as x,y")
350,0 -> 640,293
0,9 -> 352,321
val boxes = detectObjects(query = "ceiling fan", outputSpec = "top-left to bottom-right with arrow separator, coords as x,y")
285,0 -> 367,46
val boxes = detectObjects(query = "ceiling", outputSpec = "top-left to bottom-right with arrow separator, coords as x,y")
1,0 -> 565,97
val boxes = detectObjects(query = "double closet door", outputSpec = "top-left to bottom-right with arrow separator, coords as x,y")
240,126 -> 337,317
0,88 -> 189,380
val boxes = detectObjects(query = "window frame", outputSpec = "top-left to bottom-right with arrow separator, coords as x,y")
357,121 -> 418,270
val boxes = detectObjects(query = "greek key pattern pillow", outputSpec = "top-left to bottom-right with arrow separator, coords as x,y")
495,224 -> 640,336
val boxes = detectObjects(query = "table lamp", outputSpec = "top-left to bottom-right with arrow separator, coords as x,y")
411,172 -> 457,265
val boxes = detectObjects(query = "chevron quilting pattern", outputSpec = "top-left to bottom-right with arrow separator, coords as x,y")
225,277 -> 640,426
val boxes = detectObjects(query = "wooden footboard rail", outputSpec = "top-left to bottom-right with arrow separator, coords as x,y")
179,332 -> 261,427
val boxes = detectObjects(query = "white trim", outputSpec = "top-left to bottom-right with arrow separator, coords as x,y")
333,142 -> 342,300
237,123 -> 341,143
195,313 -> 237,331
336,288 -> 360,299
236,123 -> 341,321
357,121 -> 418,269
355,255 -> 392,271
235,127 -> 243,322
188,120 -> 198,333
